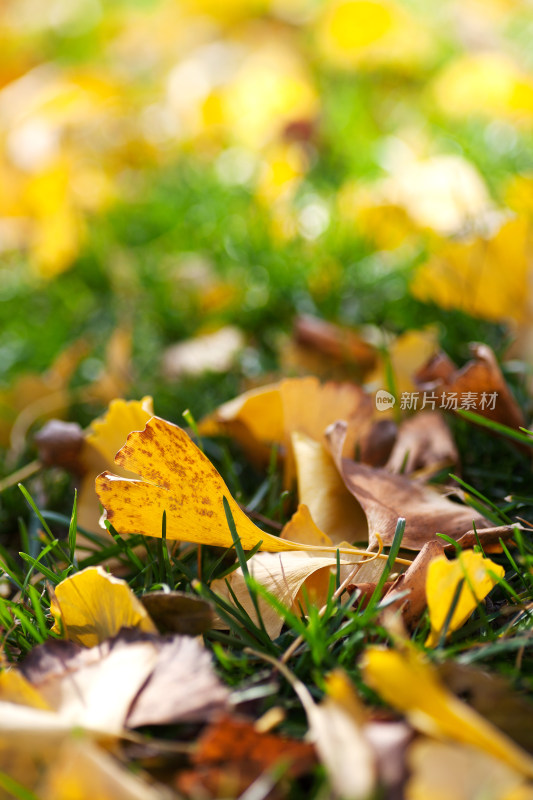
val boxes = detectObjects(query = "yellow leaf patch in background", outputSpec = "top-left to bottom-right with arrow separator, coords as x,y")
425,551 -> 504,647
51,565 -> 157,647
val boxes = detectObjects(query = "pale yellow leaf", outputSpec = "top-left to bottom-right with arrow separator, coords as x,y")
292,431 -> 367,544
407,739 -> 533,800
211,550 -> 359,638
96,416 -> 370,555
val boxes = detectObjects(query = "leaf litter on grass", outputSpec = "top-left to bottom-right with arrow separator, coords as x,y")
1,0 -> 533,793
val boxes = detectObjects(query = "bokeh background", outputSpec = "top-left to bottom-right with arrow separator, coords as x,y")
1,0 -> 533,448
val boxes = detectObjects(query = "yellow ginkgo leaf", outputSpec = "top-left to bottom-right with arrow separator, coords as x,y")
281,503 -> 335,548
84,396 -> 154,464
292,431 -> 367,544
361,645 -> 533,778
96,417 -> 374,557
425,551 -> 504,647
50,566 -> 157,647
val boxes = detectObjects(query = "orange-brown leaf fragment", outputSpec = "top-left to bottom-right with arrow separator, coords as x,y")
177,714 -> 316,799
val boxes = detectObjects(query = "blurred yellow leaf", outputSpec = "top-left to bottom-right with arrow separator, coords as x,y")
425,551 -> 504,647
317,0 -> 433,71
308,670 -> 376,800
362,645 -> 533,778
50,565 -> 157,647
365,327 -> 440,399
0,339 -> 86,451
433,52 -> 533,123
220,38 -> 318,149
410,217 -> 532,323
38,738 -> 165,800
0,669 -> 51,711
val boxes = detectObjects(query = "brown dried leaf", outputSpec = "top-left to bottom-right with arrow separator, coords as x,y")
415,343 -> 525,431
326,421 -> 491,550
140,591 -> 214,635
385,411 -> 459,477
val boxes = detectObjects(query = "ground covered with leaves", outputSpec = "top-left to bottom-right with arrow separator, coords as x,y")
1,0 -> 533,798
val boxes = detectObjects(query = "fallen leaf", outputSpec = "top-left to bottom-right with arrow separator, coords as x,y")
326,420 -> 491,550
361,645 -> 533,777
286,314 -> 377,378
425,551 -> 505,647
407,739 -> 533,800
0,339 -> 86,452
280,502 -> 336,547
415,343 -> 525,431
50,566 -> 157,647
316,0 -> 432,72
377,153 -> 492,235
162,326 -> 245,378
124,634 -> 229,728
433,51 -> 533,123
14,630 -> 228,734
176,714 -> 316,799
385,411 -> 459,477
364,720 -> 412,800
140,591 -> 214,635
358,418 -> 398,467
96,416 -> 371,556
